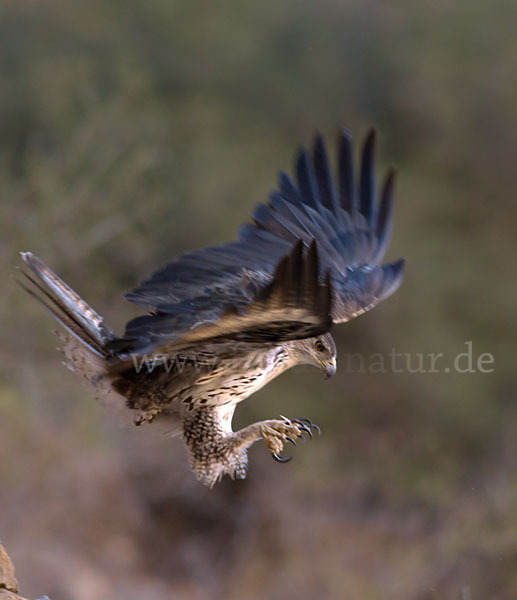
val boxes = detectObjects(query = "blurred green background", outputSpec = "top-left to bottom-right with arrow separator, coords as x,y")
1,1 -> 516,599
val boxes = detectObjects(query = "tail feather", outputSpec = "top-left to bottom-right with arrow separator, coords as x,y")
18,269 -> 105,358
18,252 -> 138,424
19,252 -> 115,356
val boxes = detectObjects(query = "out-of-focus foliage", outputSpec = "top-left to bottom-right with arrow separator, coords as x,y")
1,1 -> 517,598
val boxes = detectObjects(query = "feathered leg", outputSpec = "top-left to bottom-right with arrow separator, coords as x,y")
182,407 -> 319,487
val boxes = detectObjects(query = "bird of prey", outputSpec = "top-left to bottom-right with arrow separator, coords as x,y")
20,129 -> 404,487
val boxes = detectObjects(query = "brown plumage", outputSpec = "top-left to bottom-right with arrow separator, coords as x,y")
19,129 -> 404,487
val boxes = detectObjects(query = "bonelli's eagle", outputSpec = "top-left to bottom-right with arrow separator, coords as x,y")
20,129 -> 404,487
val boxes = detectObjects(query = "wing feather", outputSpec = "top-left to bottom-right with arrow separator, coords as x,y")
111,240 -> 332,357
338,129 -> 356,213
359,130 -> 376,226
120,128 -> 404,354
257,128 -> 404,323
313,133 -> 340,216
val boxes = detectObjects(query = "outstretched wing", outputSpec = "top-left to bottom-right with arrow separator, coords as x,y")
245,129 -> 404,323
110,239 -> 332,356
119,129 -> 403,356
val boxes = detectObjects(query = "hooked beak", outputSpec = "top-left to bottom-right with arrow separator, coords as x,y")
321,359 -> 337,379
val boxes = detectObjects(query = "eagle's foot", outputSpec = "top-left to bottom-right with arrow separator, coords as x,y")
182,410 -> 320,486
261,417 -> 320,463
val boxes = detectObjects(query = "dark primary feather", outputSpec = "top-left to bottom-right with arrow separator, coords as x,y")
359,130 -> 376,226
338,129 -> 355,213
121,129 -> 404,355
251,128 -> 404,323
313,132 -> 339,215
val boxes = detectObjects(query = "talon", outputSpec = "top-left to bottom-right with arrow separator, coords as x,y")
295,417 -> 321,438
272,453 -> 292,463
285,436 -> 297,446
311,423 -> 321,435
294,421 -> 312,438
296,417 -> 320,436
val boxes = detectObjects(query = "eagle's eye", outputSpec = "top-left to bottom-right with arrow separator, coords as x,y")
315,340 -> 326,352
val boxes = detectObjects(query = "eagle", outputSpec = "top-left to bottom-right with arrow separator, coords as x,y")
19,129 -> 404,487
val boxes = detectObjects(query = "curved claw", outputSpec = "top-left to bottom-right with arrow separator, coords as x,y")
285,436 -> 297,447
311,423 -> 321,435
272,452 -> 293,463
302,426 -> 313,439
296,417 -> 321,436
293,420 -> 313,439
302,418 -> 321,436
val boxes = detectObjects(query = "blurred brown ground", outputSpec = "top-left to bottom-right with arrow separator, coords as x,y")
1,1 -> 517,599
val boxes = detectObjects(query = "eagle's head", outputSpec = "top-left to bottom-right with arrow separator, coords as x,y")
288,332 -> 337,379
